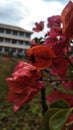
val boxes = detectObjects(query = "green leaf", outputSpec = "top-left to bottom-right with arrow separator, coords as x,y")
50,100 -> 70,109
49,108 -> 72,130
40,108 -> 59,130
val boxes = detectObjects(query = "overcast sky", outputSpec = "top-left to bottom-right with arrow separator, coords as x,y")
0,0 -> 72,34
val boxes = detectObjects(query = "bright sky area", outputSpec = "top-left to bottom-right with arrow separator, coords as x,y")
0,0 -> 72,38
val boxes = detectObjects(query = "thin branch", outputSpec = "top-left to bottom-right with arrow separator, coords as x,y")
43,78 -> 73,83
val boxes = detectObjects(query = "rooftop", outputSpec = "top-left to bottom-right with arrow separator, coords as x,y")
0,23 -> 32,34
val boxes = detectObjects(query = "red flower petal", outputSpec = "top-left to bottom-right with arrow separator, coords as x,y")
33,21 -> 44,32
61,1 -> 73,38
47,15 -> 61,28
47,90 -> 73,107
62,81 -> 73,91
50,57 -> 68,78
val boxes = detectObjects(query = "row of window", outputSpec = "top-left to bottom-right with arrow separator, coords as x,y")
0,28 -> 30,38
0,47 -> 23,53
0,37 -> 30,45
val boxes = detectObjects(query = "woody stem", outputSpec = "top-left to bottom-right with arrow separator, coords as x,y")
41,87 -> 48,115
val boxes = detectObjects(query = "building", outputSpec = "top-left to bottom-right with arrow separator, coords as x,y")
0,24 -> 32,56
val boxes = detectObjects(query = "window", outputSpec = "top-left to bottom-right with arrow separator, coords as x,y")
0,37 -> 3,42
5,38 -> 11,43
18,49 -> 22,53
6,29 -> 11,34
13,30 -> 18,35
19,41 -> 23,45
11,48 -> 16,53
25,41 -> 29,45
0,28 -> 4,33
5,47 -> 9,52
12,40 -> 17,44
25,33 -> 30,38
19,32 -> 24,36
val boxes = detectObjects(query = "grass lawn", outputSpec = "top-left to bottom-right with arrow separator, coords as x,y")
0,55 -> 51,130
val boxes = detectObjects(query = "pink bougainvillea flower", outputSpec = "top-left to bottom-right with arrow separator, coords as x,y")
61,1 -> 73,38
6,61 -> 44,112
47,15 -> 61,28
44,28 -> 69,52
52,36 -> 70,56
44,34 -> 69,78
46,38 -> 68,78
47,90 -> 73,107
49,27 -> 62,38
62,81 -> 73,91
44,37 -> 58,48
26,45 -> 55,69
50,57 -> 68,78
33,21 -> 44,32
44,37 -> 69,78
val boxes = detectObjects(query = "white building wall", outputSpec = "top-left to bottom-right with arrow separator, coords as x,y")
0,24 -> 32,56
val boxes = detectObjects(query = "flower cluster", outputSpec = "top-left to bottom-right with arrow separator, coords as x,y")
6,1 -> 73,130
6,61 -> 44,112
